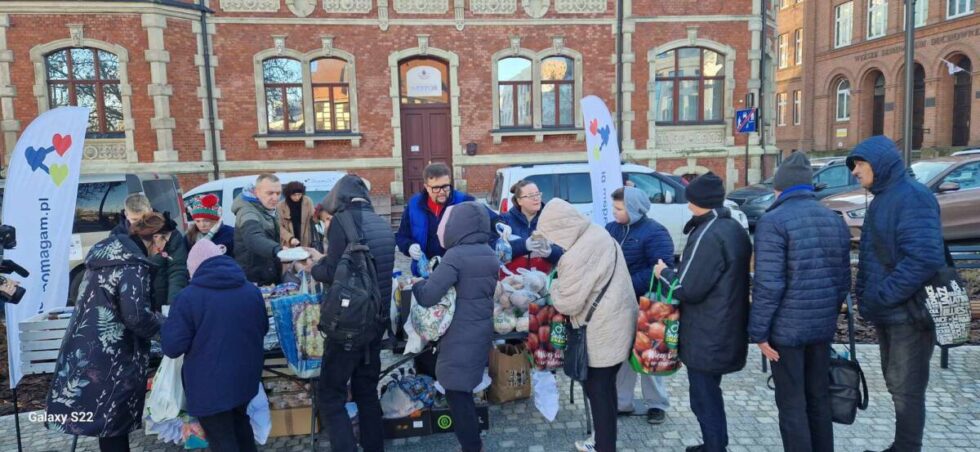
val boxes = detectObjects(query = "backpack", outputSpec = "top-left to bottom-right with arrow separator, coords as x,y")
319,211 -> 384,351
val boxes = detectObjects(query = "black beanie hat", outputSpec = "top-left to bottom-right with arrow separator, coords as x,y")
773,152 -> 813,191
686,172 -> 726,209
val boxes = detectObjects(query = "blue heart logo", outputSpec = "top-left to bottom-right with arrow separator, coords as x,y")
25,146 -> 53,174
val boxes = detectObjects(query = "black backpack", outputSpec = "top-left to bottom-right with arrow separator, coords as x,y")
319,211 -> 384,351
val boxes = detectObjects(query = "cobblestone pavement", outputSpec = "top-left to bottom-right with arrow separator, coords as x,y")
2,344 -> 978,452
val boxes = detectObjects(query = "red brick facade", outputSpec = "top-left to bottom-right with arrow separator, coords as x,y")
0,0 -> 773,198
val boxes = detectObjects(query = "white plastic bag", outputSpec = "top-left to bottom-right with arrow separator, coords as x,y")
380,381 -> 417,419
403,316 -> 424,355
532,370 -> 559,422
147,356 -> 185,423
247,383 -> 271,445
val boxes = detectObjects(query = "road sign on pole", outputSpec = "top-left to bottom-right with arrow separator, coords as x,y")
735,108 -> 758,134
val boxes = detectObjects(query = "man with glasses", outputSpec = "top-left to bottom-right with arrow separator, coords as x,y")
397,163 -> 476,276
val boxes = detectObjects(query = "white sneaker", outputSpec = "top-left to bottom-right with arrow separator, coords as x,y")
574,434 -> 596,452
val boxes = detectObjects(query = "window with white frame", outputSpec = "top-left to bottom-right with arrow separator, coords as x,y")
836,79 -> 851,121
793,90 -> 801,125
777,92 -> 787,126
905,0 -> 929,27
836,2 -> 854,48
868,0 -> 888,39
948,0 -> 974,18
778,34 -> 788,69
795,29 -> 803,65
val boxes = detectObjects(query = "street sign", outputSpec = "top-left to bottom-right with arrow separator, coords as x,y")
735,108 -> 757,134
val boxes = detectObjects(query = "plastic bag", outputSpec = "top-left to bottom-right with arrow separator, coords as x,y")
493,309 -> 517,334
380,380 -> 418,419
630,279 -> 682,376
403,316 -> 424,355
414,252 -> 431,278
271,290 -> 322,379
410,287 -> 456,342
495,223 -> 514,264
147,356 -> 185,423
532,370 -> 559,422
390,272 -> 402,336
517,268 -> 548,294
247,383 -> 271,445
509,289 -> 537,311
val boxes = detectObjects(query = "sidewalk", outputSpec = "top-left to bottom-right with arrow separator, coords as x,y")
2,344 -> 978,452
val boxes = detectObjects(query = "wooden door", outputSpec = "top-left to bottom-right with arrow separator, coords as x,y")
401,104 -> 452,196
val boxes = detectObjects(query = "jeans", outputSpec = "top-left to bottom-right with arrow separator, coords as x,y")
445,390 -> 483,452
198,403 -> 258,452
770,342 -> 834,452
318,338 -> 385,452
687,369 -> 728,452
878,322 -> 934,452
584,364 -> 621,452
98,435 -> 130,452
615,365 -> 670,412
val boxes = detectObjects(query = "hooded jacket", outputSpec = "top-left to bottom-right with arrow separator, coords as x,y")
233,195 -> 283,285
162,255 -> 268,417
749,189 -> 852,346
46,235 -> 162,437
658,208 -> 751,375
848,136 -> 945,325
312,175 -> 396,306
537,199 -> 638,369
412,201 -> 499,391
605,187 -> 675,298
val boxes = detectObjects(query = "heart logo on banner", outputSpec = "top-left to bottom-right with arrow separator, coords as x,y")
24,146 -> 52,173
52,134 -> 72,156
589,119 -> 598,136
49,164 -> 69,187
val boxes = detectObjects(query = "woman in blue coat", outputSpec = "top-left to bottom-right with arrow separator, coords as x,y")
496,180 -> 563,274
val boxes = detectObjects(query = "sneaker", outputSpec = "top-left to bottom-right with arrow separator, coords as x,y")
646,408 -> 666,425
574,434 -> 596,452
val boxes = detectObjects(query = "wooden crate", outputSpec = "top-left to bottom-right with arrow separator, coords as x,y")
18,309 -> 73,376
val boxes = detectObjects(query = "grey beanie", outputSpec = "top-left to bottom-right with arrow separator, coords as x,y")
773,152 -> 813,191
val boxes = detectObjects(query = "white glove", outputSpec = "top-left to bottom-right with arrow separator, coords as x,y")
496,223 -> 513,240
408,243 -> 423,260
527,238 -> 552,258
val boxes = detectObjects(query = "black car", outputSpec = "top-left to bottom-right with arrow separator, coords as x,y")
727,162 -> 859,227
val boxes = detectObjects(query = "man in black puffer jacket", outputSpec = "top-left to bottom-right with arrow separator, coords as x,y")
655,172 -> 751,452
312,174 -> 395,452
750,152 -> 852,452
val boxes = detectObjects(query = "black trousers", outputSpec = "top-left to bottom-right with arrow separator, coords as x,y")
878,322 -> 934,452
445,390 -> 483,452
687,369 -> 727,452
770,342 -> 834,452
98,435 -> 130,452
584,364 -> 621,452
318,338 -> 385,452
198,403 -> 257,452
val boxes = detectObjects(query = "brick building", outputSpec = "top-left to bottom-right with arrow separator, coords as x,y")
775,0 -> 980,154
0,0 -> 776,198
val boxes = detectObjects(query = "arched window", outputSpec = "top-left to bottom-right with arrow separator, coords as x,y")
836,79 -> 851,121
497,57 -> 533,128
262,58 -> 304,133
45,48 -> 122,136
541,56 -> 575,127
654,47 -> 725,124
311,57 -> 351,132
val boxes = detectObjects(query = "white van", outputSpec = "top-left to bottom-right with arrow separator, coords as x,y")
183,171 -> 347,226
487,162 -> 749,253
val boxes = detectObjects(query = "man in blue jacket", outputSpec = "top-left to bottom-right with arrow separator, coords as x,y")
749,152 -> 852,452
606,187 -> 674,425
396,163 -> 475,275
848,136 -> 945,452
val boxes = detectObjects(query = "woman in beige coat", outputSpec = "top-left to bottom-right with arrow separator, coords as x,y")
537,199 -> 638,452
277,181 -> 315,248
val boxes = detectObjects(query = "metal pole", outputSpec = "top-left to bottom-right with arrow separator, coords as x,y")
903,0 -> 916,167
759,1 -> 768,178
615,0 -> 625,154
199,0 -> 221,180
12,386 -> 23,452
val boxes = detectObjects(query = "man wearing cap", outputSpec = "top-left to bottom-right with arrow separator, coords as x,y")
653,172 -> 751,452
749,152 -> 852,452
848,136 -> 944,452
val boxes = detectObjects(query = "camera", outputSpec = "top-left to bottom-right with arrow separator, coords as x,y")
0,225 -> 29,304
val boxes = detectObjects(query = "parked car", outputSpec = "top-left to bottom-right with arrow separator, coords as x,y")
822,154 -> 980,241
952,148 -> 980,157
809,156 -> 847,170
487,163 -> 749,253
0,173 -> 185,305
728,161 -> 860,227
183,171 -> 346,227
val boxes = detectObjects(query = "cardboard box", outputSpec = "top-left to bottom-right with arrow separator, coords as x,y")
383,411 -> 432,439
269,406 -> 319,438
429,404 -> 490,434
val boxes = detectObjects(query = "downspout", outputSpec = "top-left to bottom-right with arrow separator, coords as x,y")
759,2 -> 768,178
615,0 -> 624,153
198,0 -> 220,180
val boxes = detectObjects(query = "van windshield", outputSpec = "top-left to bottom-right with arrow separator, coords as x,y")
143,179 -> 181,223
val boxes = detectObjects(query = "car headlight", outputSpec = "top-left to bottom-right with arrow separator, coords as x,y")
847,208 -> 866,219
750,193 -> 775,205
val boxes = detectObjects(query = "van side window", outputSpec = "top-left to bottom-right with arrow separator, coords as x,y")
74,182 -> 127,233
627,172 -> 676,204
525,175 -> 557,204
562,173 -> 593,204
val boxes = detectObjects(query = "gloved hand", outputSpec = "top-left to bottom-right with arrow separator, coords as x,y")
496,223 -> 513,239
408,243 -> 424,260
527,237 -> 552,258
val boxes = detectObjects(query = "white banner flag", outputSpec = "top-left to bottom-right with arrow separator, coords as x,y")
3,107 -> 89,388
581,96 -> 623,225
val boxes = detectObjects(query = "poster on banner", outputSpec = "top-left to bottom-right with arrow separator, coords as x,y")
580,96 -> 623,225
3,107 -> 89,388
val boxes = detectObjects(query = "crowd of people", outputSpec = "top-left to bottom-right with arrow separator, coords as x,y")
41,135 -> 946,452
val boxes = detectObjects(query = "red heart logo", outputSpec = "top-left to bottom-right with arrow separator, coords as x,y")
52,134 -> 72,156
589,119 -> 598,136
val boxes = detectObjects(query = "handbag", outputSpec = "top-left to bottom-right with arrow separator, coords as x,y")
563,247 -> 619,382
829,294 -> 869,425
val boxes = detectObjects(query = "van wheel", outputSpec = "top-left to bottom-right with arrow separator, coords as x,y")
68,270 -> 84,307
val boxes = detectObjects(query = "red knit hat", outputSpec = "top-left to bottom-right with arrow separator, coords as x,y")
190,194 -> 221,221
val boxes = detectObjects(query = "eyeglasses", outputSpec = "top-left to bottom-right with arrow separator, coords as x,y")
519,192 -> 543,200
427,184 -> 453,193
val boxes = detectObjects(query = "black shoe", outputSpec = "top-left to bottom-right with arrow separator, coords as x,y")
863,447 -> 895,452
646,408 -> 666,425
685,446 -> 704,452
